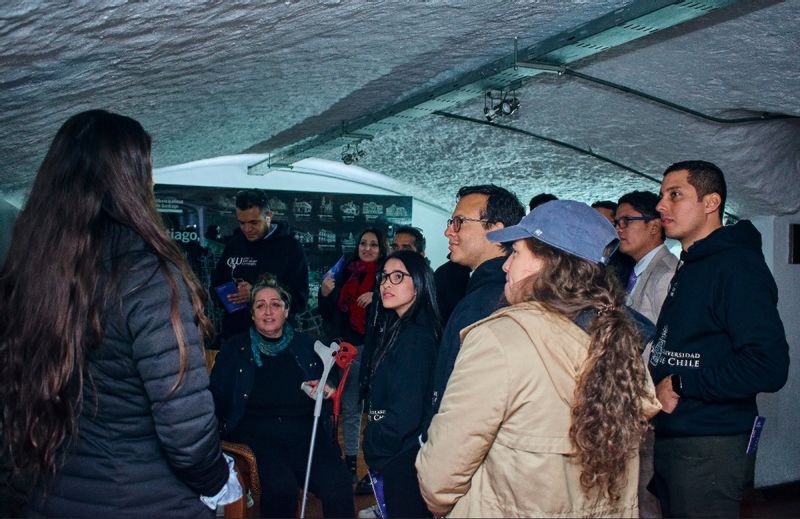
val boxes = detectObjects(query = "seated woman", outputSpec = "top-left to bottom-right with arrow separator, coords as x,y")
417,200 -> 661,518
210,277 -> 354,518
363,250 -> 441,517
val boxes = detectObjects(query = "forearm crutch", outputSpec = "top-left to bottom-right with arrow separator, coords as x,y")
300,340 -> 339,519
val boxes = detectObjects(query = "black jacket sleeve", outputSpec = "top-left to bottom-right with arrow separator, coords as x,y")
209,339 -> 238,430
126,261 -> 228,496
318,265 -> 351,323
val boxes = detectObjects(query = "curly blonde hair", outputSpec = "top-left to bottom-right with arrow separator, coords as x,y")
518,238 -> 652,501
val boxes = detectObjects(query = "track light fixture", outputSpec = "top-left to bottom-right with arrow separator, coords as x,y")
483,89 -> 520,122
341,142 -> 366,165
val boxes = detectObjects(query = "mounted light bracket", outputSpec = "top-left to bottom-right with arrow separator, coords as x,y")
484,89 -> 520,122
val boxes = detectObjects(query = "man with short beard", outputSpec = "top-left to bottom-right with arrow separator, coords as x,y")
649,161 -> 788,518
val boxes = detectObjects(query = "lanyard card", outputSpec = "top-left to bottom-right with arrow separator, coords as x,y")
746,415 -> 766,454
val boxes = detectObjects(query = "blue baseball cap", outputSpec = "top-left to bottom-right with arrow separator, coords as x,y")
486,200 -> 619,265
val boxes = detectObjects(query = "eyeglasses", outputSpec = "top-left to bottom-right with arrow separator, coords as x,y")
447,216 -> 489,233
379,270 -> 412,285
613,215 -> 657,229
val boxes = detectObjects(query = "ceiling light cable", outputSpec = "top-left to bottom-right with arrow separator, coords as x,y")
435,110 -> 660,183
433,109 -> 739,221
519,61 -> 799,124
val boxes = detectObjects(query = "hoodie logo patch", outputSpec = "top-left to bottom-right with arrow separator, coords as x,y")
368,409 -> 386,423
227,256 -> 258,269
649,326 -> 668,368
649,325 -> 702,369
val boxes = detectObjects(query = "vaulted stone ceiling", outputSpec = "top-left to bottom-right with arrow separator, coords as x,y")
2,0 -> 798,216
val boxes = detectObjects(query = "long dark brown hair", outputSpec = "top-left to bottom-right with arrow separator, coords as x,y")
0,110 -> 213,489
372,250 -> 442,372
514,238 -> 651,501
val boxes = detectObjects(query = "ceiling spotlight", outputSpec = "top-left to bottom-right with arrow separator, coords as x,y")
484,90 -> 520,122
341,143 -> 366,165
500,97 -> 520,116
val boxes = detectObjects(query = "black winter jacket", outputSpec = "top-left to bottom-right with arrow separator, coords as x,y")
434,259 -> 471,325
211,222 -> 309,339
429,256 -> 507,418
650,221 -> 789,436
28,227 -> 228,518
209,330 -> 325,437
364,311 -> 438,471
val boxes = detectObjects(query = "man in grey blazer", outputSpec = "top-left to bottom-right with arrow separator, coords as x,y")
616,191 -> 679,324
615,190 -> 679,519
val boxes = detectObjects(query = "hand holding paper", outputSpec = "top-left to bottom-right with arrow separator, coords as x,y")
228,281 -> 252,305
323,255 -> 346,280
301,380 -> 335,400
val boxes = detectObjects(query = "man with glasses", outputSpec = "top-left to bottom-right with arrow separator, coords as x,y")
212,189 -> 309,340
615,190 -> 679,519
427,184 -> 525,422
616,191 -> 679,326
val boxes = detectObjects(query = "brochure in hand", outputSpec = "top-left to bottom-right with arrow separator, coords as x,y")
214,281 -> 248,314
324,254 -> 346,280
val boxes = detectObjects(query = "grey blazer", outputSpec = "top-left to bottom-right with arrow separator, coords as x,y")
629,244 -> 679,324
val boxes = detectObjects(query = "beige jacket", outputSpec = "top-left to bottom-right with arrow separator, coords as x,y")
416,302 -> 660,518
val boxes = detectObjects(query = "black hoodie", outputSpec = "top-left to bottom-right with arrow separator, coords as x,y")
649,220 -> 789,437
211,222 -> 309,339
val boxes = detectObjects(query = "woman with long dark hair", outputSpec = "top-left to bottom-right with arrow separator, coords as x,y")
318,227 -> 387,478
363,250 -> 440,517
417,200 -> 660,517
0,110 -> 235,517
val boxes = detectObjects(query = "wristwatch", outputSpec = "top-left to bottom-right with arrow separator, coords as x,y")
671,374 -> 684,397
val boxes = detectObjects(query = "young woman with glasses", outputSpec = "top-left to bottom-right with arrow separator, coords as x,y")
318,227 -> 388,480
362,250 -> 442,518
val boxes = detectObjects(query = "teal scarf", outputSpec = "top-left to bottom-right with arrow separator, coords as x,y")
249,323 -> 294,367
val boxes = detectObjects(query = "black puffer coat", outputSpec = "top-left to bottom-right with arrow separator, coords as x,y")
27,228 -> 229,518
